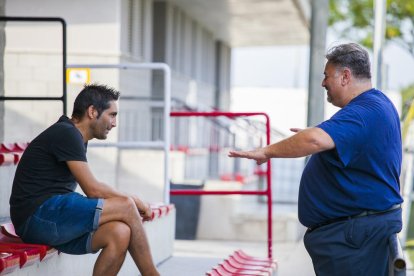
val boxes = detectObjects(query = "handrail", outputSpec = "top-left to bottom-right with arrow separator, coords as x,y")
170,111 -> 273,259
389,234 -> 406,276
0,16 -> 67,115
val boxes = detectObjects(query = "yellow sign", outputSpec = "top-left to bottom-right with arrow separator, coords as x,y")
66,68 -> 91,84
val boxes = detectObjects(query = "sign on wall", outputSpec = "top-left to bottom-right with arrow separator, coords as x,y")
66,68 -> 90,84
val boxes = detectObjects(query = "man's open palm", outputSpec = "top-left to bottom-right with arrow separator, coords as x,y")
228,149 -> 268,165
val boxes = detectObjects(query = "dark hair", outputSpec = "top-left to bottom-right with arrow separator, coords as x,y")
326,43 -> 371,79
71,84 -> 120,119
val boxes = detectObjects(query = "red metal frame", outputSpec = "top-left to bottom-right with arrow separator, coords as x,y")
170,111 -> 273,258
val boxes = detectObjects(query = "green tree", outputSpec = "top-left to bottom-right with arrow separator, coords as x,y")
401,84 -> 414,118
329,0 -> 414,57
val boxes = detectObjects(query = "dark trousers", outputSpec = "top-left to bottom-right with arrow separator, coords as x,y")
303,208 -> 402,276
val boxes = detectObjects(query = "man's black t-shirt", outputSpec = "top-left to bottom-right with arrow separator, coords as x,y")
10,116 -> 87,230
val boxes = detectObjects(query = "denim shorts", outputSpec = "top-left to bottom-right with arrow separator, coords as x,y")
18,192 -> 104,255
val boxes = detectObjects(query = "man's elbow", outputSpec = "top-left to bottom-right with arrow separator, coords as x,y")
307,129 -> 335,152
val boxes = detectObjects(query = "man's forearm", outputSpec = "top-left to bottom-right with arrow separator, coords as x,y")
85,181 -> 127,199
92,183 -> 149,214
264,127 -> 334,158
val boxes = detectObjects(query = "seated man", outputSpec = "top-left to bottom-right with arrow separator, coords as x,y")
9,84 -> 159,276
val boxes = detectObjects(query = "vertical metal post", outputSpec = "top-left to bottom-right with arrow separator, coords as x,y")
373,0 -> 387,90
264,113 -> 273,259
162,64 -> 171,204
61,19 -> 67,115
307,0 -> 328,127
0,2 -> 5,141
388,233 -> 406,276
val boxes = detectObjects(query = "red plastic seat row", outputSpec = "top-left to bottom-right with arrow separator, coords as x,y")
219,173 -> 246,183
1,223 -> 59,259
0,204 -> 175,274
170,145 -> 189,153
0,153 -> 22,166
0,143 -> 29,153
0,223 -> 58,275
150,204 -> 175,221
206,250 -> 277,276
0,245 -> 40,269
0,252 -> 19,276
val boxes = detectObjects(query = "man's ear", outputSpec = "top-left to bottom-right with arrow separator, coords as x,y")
341,68 -> 351,86
87,105 -> 97,119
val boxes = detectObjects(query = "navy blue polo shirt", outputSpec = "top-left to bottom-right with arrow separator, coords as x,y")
298,89 -> 403,227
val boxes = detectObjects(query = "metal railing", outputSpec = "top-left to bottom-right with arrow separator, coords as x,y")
389,233 -> 406,276
170,111 -> 273,259
0,16 -> 67,114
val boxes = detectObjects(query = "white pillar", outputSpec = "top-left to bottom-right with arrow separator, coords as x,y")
373,0 -> 387,90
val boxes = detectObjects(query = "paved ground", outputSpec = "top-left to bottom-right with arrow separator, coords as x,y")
158,239 -> 314,275
158,239 -> 414,276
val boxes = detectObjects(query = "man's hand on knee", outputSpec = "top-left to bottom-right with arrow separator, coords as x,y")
131,195 -> 152,221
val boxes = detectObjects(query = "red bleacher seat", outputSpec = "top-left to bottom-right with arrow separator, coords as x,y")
209,265 -> 270,276
206,250 -> 277,276
0,142 -> 28,153
224,258 -> 274,272
228,255 -> 276,269
0,142 -> 28,166
0,252 -> 20,275
234,250 -> 276,265
151,208 -> 162,220
0,153 -> 15,166
220,261 -> 272,275
14,143 -> 29,152
0,245 -> 40,268
0,143 -> 16,153
0,223 -> 58,264
150,203 -> 175,219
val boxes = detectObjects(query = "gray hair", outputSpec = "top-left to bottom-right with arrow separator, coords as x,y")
326,43 -> 371,80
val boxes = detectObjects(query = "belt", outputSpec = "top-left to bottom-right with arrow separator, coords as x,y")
307,204 -> 401,233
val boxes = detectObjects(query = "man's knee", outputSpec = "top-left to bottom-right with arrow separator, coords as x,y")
110,222 -> 131,251
93,221 -> 131,253
100,196 -> 140,223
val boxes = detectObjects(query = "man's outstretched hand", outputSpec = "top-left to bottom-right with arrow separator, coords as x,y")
228,148 -> 268,165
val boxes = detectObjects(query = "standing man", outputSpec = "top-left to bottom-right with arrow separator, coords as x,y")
10,84 -> 160,276
229,43 -> 403,275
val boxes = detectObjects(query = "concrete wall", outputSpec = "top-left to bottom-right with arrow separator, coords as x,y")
3,0 -> 123,140
152,0 -> 221,108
